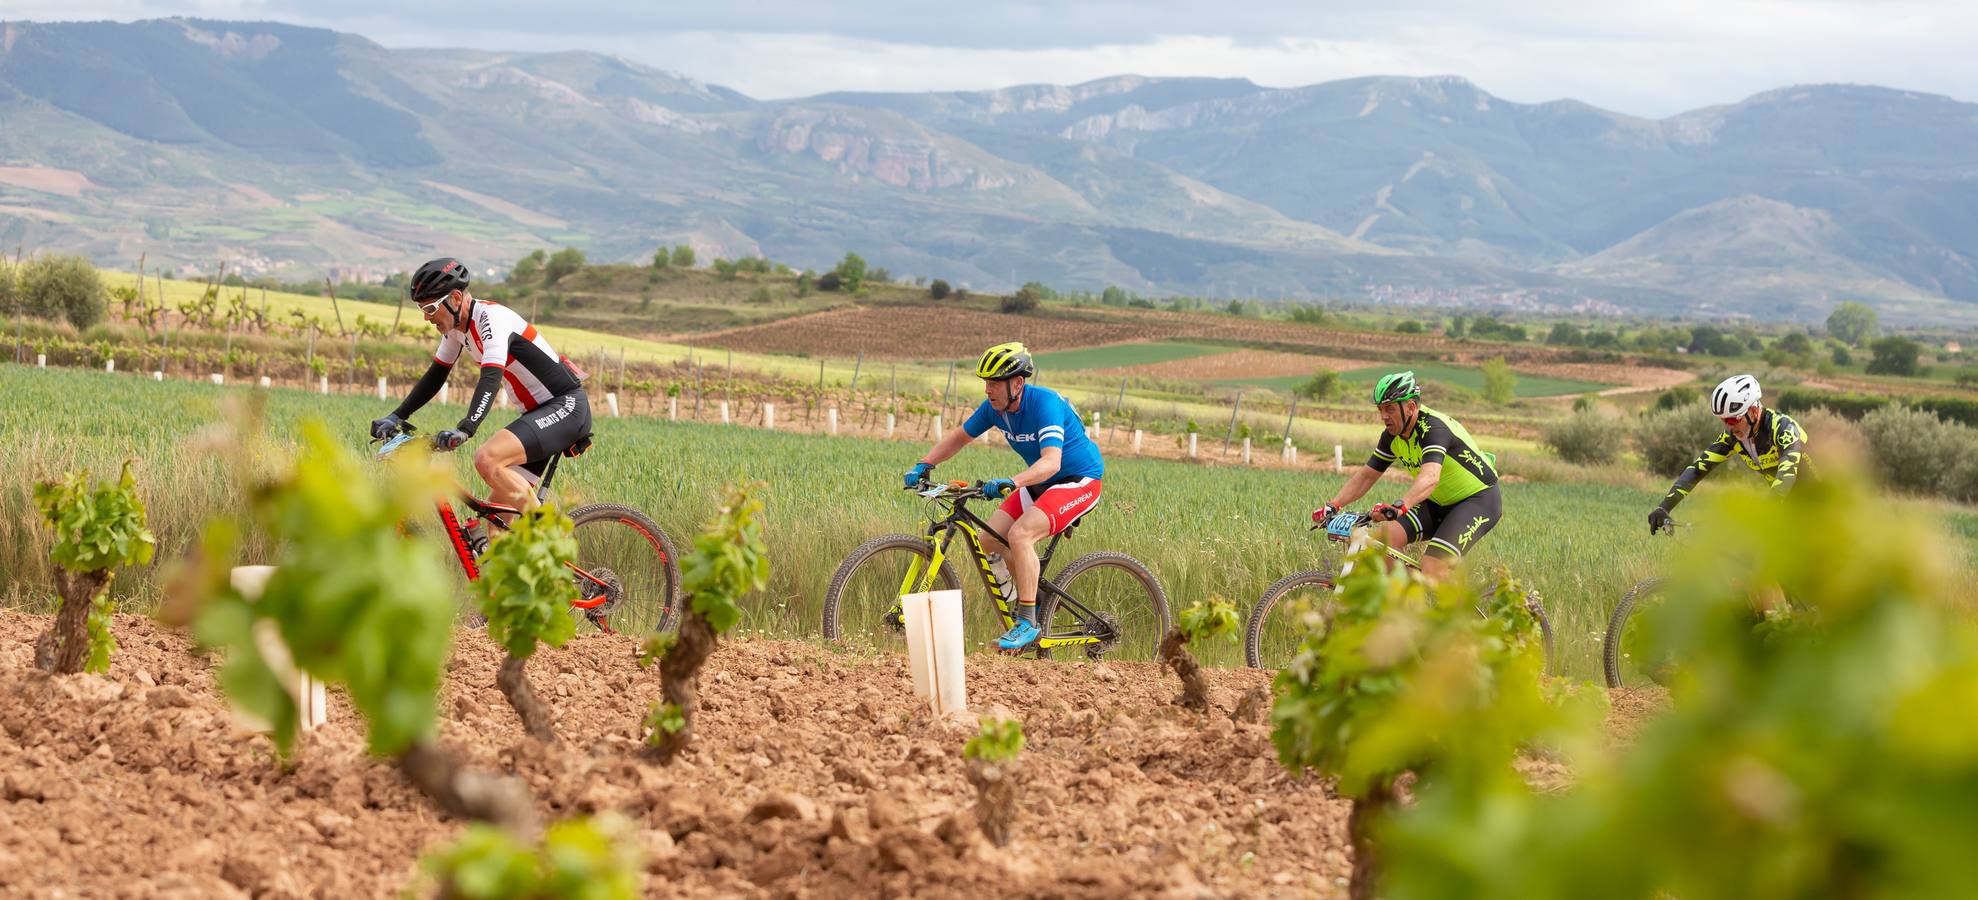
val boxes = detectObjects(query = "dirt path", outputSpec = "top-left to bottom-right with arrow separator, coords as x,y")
0,611 -> 1354,897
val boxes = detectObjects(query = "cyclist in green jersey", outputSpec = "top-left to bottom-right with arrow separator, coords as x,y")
1648,374 -> 1809,534
1313,371 -> 1502,580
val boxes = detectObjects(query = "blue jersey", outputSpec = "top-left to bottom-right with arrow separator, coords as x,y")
963,385 -> 1104,480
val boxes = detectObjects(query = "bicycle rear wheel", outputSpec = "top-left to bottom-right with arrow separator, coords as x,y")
1245,569 -> 1338,669
1036,551 -> 1170,661
568,503 -> 682,636
823,534 -> 961,654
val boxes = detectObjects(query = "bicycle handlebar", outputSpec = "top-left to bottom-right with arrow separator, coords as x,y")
372,421 -> 459,457
906,478 -> 991,500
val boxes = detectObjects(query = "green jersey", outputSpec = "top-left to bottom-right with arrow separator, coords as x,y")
1367,405 -> 1498,506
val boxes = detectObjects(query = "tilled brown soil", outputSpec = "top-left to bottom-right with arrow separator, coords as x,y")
0,611 -> 1356,898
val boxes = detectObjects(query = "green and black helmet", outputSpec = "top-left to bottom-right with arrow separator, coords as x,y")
1372,371 -> 1420,405
976,341 -> 1035,380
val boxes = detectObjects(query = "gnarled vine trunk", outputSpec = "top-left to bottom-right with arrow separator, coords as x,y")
396,740 -> 536,833
1348,778 -> 1399,900
649,602 -> 717,763
1158,628 -> 1210,711
36,569 -> 110,675
966,756 -> 1020,847
497,654 -> 558,742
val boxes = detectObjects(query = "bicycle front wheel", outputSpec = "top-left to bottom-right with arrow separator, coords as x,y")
822,534 -> 960,654
1245,570 -> 1337,670
1603,578 -> 1669,688
1037,551 -> 1170,661
568,503 -> 682,636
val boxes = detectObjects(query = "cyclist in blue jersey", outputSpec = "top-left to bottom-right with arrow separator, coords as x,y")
904,342 -> 1105,651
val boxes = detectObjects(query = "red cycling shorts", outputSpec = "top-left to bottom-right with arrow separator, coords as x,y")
997,477 -> 1103,535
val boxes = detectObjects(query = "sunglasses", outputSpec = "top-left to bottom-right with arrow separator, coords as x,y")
415,291 -> 454,315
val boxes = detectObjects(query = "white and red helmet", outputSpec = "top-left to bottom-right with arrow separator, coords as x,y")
1709,374 -> 1762,418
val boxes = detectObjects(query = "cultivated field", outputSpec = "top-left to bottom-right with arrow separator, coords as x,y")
12,365 -> 1977,680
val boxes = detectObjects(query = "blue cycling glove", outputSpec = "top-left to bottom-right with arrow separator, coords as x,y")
982,478 -> 1017,500
905,461 -> 935,488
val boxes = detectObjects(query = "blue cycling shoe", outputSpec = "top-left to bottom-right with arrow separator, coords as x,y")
995,618 -> 1041,653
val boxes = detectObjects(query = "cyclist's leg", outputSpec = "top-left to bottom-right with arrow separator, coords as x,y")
474,430 -> 534,512
486,389 -> 591,511
1394,501 -> 1449,576
1420,487 -> 1500,580
1008,478 -> 1102,608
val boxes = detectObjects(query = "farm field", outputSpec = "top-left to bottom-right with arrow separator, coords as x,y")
0,609 -> 1362,896
11,365 -> 1977,679
1031,341 -> 1231,370
1226,362 -> 1614,398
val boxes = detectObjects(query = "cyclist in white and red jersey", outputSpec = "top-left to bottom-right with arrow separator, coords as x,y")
370,258 -> 591,522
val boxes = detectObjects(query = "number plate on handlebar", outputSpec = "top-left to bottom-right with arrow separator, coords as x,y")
377,432 -> 415,457
1325,512 -> 1363,541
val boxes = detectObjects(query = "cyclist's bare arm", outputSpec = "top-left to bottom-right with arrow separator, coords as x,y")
1327,465 -> 1385,509
1011,446 -> 1061,488
1399,462 -> 1441,508
919,425 -> 976,466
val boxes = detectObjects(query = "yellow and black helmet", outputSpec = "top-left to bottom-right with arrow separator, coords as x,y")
975,341 -> 1035,380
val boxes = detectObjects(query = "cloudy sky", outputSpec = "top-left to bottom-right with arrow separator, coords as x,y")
7,1 -> 1975,116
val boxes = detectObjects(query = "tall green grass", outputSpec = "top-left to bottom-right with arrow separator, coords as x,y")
6,364 -> 1973,678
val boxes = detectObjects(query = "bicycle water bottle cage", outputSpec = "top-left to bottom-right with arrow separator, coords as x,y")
1325,512 -> 1363,541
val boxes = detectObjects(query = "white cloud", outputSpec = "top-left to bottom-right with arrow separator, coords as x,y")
7,1 -> 1976,116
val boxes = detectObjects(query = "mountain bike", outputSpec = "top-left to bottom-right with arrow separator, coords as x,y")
1244,510 -> 1556,671
374,422 -> 681,635
1604,518 -> 1761,689
822,479 -> 1171,659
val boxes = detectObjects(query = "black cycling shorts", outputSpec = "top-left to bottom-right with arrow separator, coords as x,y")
503,388 -> 592,476
1397,485 -> 1502,560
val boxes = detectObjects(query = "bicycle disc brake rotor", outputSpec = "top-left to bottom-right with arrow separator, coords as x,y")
882,604 -> 906,633
579,567 -> 624,623
1085,611 -> 1122,660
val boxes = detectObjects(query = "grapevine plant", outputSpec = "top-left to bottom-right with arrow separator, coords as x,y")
32,461 -> 156,674
472,505 -> 580,742
182,421 -> 531,829
643,482 -> 769,763
1159,598 -> 1240,710
963,716 -> 1026,847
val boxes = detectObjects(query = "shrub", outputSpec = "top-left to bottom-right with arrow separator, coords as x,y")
0,257 -> 15,314
1857,405 -> 1965,496
1296,370 -> 1341,401
833,252 -> 866,293
1541,414 -> 1618,466
649,247 -> 670,269
1634,407 -> 1723,477
1774,386 -> 1888,421
543,248 -> 586,284
1395,320 -> 1424,334
20,254 -> 108,329
816,271 -> 842,292
1652,385 -> 1699,412
1001,288 -> 1040,315
929,279 -> 951,300
1866,336 -> 1921,376
1480,357 -> 1516,405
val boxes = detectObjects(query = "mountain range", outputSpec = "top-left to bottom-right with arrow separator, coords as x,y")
3,17 -> 1977,321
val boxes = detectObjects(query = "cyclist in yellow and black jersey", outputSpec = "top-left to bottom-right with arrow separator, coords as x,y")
1649,374 -> 1810,534
1315,371 -> 1502,581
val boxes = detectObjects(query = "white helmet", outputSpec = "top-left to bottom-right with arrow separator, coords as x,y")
1709,374 -> 1762,418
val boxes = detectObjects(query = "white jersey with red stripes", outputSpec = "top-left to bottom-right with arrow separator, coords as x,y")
434,300 -> 581,411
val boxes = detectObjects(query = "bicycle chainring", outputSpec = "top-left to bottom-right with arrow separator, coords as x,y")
881,604 -> 906,633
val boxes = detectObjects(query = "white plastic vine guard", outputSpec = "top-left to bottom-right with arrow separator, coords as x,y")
229,566 -> 330,732
900,589 -> 967,717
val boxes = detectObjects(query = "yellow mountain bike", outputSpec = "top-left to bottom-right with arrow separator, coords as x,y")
822,479 -> 1170,659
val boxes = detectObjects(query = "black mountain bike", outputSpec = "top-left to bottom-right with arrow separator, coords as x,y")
1246,509 -> 1556,672
822,479 -> 1171,659
375,422 -> 681,635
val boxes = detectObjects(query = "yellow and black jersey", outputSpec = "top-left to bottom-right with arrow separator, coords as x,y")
1659,408 -> 1808,511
